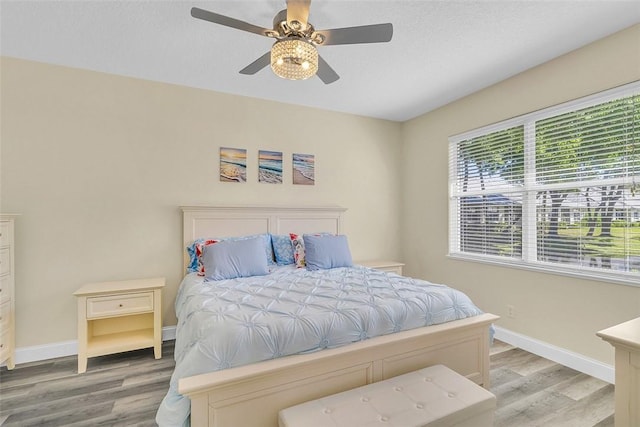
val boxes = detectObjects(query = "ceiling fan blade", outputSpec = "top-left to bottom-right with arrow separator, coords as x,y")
191,7 -> 271,37
316,23 -> 393,46
316,55 -> 339,84
286,0 -> 311,28
239,52 -> 272,75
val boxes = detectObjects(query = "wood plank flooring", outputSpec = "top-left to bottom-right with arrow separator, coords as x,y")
490,340 -> 614,427
0,342 -> 176,427
0,340 -> 614,426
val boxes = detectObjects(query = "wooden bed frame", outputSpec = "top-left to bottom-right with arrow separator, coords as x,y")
177,206 -> 498,427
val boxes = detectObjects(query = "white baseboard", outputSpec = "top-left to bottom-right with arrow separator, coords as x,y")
493,325 -> 614,384
162,325 -> 176,341
11,326 -> 177,366
8,325 -> 614,385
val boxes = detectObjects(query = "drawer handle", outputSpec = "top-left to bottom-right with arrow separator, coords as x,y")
119,304 -> 123,307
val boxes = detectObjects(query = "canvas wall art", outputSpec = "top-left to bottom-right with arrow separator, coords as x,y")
293,153 -> 315,185
258,150 -> 283,184
219,147 -> 247,183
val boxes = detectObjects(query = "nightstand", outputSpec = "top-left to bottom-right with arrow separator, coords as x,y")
74,277 -> 165,373
358,260 -> 404,275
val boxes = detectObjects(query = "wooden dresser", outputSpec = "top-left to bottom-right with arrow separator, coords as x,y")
0,214 -> 18,370
597,317 -> 640,427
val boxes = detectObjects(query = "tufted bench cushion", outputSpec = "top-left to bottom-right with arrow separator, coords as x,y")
278,364 -> 496,427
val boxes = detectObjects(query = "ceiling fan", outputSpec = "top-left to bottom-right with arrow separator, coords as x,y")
191,0 -> 393,84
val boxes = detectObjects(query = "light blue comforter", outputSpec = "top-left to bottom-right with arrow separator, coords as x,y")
156,265 -> 485,426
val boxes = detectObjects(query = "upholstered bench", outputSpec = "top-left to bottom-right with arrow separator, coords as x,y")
278,364 -> 496,427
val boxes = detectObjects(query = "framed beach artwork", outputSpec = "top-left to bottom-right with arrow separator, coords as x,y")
219,147 -> 247,183
292,153 -> 315,185
258,150 -> 283,184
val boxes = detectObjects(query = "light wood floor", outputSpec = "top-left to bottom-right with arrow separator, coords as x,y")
490,340 -> 614,427
0,340 -> 614,426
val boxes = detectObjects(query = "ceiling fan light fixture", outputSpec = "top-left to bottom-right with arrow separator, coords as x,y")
270,39 -> 318,81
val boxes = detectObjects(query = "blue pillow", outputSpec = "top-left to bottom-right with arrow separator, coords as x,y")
303,234 -> 353,271
202,237 -> 269,281
271,234 -> 295,265
187,233 -> 274,273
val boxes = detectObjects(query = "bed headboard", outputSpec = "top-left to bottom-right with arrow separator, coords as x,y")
180,205 -> 347,271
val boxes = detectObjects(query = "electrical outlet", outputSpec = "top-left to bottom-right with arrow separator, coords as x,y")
507,305 -> 516,318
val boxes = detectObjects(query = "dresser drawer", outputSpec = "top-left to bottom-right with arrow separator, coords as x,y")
0,330 -> 10,361
0,222 -> 10,247
0,248 -> 10,276
86,292 -> 154,319
0,301 -> 10,332
0,275 -> 11,304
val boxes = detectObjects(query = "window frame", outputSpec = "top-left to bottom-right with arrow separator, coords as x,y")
448,81 -> 640,287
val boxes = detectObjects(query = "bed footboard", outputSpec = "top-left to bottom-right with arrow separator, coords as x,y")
179,313 -> 498,427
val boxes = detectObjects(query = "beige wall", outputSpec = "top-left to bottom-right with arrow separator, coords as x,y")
0,57 -> 402,347
2,24 -> 639,365
401,24 -> 640,364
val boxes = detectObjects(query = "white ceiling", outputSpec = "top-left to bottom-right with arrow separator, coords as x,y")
1,0 -> 639,122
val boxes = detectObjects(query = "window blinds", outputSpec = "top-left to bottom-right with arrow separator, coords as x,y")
449,82 -> 640,283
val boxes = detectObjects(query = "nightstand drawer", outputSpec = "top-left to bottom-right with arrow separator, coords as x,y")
0,275 -> 11,304
0,301 -> 10,331
0,222 -> 10,247
87,292 -> 154,319
0,248 -> 10,276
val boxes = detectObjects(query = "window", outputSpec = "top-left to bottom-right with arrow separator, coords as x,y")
449,83 -> 640,285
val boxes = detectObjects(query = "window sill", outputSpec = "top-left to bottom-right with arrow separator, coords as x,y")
447,253 -> 640,288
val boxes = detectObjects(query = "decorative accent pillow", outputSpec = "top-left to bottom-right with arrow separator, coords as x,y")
271,234 -> 295,265
290,233 -> 306,268
186,242 -> 201,273
202,237 -> 269,281
289,232 -> 334,268
195,239 -> 219,275
303,234 -> 353,270
187,233 -> 274,274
